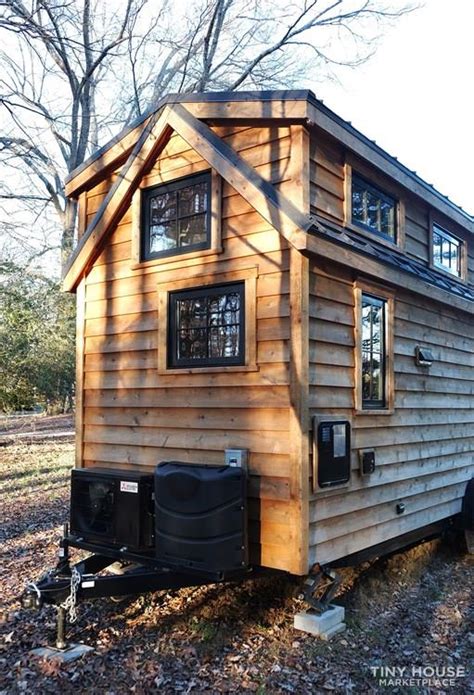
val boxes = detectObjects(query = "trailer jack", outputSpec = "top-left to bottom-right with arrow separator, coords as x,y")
298,564 -> 340,614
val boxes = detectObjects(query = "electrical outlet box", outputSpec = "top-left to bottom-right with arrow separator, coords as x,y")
225,448 -> 248,469
359,449 -> 376,475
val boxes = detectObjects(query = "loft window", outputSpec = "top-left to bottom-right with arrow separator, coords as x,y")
352,174 -> 396,240
361,293 -> 386,409
168,283 -> 245,368
141,172 -> 211,260
432,224 -> 462,277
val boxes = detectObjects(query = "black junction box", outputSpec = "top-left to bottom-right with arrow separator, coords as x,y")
359,449 -> 376,475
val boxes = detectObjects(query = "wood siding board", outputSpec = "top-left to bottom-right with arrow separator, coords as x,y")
310,482 -> 468,545
310,500 -> 463,565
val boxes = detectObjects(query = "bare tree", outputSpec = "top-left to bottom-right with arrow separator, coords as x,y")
0,0 -> 415,274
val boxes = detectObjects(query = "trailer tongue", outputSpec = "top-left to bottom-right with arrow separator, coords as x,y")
21,521 -> 261,652
20,461 -> 263,652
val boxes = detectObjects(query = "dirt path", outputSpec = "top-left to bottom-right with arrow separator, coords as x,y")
1,436 -> 473,694
0,414 -> 74,446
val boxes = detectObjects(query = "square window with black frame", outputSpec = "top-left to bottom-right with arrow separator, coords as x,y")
142,172 -> 211,260
432,224 -> 462,277
352,174 -> 396,241
168,282 -> 245,368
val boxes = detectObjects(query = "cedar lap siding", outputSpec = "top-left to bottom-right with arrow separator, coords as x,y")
63,91 -> 474,576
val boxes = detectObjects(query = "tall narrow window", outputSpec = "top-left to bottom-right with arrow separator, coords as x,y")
361,293 -> 386,408
168,283 -> 245,368
352,174 -> 396,241
432,224 -> 463,278
141,172 -> 211,260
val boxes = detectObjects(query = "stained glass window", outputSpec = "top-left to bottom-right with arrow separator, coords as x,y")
142,172 -> 210,259
352,174 -> 396,240
432,225 -> 462,277
361,294 -> 386,408
168,283 -> 245,368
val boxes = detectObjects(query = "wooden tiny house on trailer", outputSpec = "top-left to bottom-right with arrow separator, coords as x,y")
63,90 -> 474,577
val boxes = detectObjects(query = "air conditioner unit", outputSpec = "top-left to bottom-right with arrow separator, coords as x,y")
70,468 -> 154,552
154,461 -> 248,575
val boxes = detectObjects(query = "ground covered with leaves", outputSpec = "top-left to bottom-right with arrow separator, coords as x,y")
1,419 -> 473,694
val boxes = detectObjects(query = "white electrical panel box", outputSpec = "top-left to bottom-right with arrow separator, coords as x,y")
225,449 -> 248,469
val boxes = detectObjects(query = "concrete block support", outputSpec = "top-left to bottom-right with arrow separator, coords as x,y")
294,604 -> 346,640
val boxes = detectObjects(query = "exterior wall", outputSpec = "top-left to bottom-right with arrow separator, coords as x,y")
71,111 -> 473,576
310,128 -> 474,286
308,257 -> 474,565
76,124 -> 308,574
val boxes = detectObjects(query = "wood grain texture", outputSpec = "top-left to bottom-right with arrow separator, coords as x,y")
308,256 -> 474,565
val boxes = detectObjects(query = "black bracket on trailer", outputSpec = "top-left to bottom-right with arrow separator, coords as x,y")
298,564 -> 340,614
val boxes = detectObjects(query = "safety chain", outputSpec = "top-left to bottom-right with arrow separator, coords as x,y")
60,567 -> 81,623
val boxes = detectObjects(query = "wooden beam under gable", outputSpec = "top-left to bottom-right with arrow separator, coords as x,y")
64,93 -> 310,197
64,117 -> 153,198
62,106 -> 174,292
166,103 -> 310,251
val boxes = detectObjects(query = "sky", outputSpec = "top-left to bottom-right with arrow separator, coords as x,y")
315,0 -> 474,216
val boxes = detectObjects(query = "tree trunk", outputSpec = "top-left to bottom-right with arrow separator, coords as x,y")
61,198 -> 78,273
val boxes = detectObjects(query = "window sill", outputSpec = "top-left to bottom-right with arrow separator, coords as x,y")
131,246 -> 223,271
158,364 -> 259,376
429,262 -> 467,285
345,221 -> 401,251
354,408 -> 394,416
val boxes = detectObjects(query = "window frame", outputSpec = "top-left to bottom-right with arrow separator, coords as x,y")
354,282 -> 394,415
351,172 -> 397,241
360,293 -> 386,409
131,169 -> 222,269
168,281 -> 246,369
141,171 -> 211,261
344,162 -> 405,251
156,268 -> 258,375
429,216 -> 466,282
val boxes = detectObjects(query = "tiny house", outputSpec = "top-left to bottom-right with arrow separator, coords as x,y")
62,90 -> 474,578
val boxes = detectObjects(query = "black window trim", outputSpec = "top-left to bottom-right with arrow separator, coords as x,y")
141,170 -> 212,261
361,292 -> 387,410
168,281 -> 246,369
431,222 -> 463,278
351,172 -> 397,242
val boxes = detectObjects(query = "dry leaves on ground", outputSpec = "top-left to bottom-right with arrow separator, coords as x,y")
0,418 -> 473,694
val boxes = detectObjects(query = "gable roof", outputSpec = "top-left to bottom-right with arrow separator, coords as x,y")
65,90 -> 473,230
62,101 -> 311,292
62,90 -> 473,314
